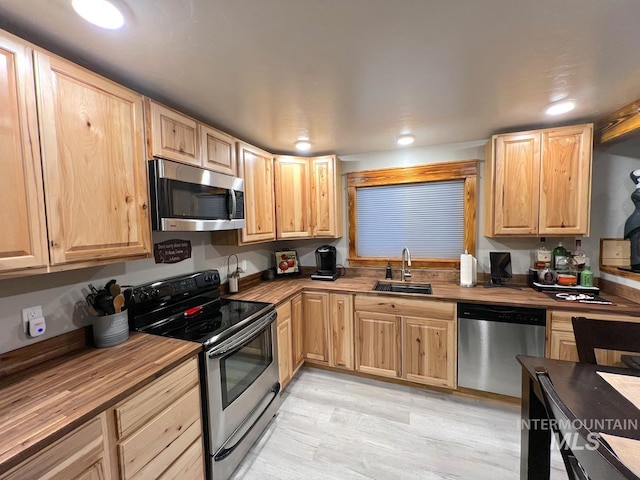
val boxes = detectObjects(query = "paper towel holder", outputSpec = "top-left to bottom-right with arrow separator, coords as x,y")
460,249 -> 477,288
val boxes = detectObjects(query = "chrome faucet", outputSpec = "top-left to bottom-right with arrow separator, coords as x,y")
401,247 -> 412,282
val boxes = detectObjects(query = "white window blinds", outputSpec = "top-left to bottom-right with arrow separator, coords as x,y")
356,180 -> 465,259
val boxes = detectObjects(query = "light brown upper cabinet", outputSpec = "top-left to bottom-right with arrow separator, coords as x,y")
237,142 -> 276,243
274,156 -> 312,239
146,100 -> 199,166
146,99 -> 237,176
484,123 -> 593,237
273,155 -> 342,240
35,51 -> 152,265
201,124 -> 236,176
0,33 -> 48,274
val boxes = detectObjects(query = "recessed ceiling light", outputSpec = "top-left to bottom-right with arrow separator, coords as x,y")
545,100 -> 575,116
396,134 -> 415,146
72,0 -> 125,29
295,139 -> 311,151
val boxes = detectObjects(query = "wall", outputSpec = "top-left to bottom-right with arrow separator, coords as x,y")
584,147 -> 640,288
0,232 -> 276,354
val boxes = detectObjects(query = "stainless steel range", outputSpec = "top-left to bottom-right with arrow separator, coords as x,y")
129,270 -> 280,480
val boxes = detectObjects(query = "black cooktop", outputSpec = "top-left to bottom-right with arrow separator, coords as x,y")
138,296 -> 272,345
129,270 -> 275,347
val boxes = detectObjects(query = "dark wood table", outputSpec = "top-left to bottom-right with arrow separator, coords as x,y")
517,355 -> 640,480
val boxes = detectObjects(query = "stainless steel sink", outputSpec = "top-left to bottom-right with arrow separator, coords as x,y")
372,281 -> 433,295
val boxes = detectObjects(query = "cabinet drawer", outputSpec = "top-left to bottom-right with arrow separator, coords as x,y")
119,386 -> 201,480
355,295 -> 455,320
1,414 -> 106,480
130,420 -> 202,480
550,310 -> 640,333
157,438 -> 204,480
115,358 -> 199,439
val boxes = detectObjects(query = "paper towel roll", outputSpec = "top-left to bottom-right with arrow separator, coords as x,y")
460,251 -> 476,287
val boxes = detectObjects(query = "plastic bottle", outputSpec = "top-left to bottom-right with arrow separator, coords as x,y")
580,262 -> 594,287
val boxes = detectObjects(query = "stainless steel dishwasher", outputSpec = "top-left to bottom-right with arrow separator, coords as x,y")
457,303 -> 546,397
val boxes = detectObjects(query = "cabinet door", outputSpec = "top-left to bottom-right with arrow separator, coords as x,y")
402,316 -> 456,388
200,124 -> 236,175
0,414 -> 110,480
237,142 -> 276,243
303,292 -> 330,363
274,156 -> 312,239
539,124 -> 593,235
291,294 -> 305,372
355,311 -> 400,378
311,155 -> 341,238
0,34 -> 48,273
548,330 -> 580,362
491,133 -> 541,235
276,302 -> 293,389
329,293 -> 354,370
147,100 -> 199,166
35,52 -> 151,265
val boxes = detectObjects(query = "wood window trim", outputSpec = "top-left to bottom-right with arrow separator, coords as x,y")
347,160 -> 478,269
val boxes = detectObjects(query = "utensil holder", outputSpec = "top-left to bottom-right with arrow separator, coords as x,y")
92,310 -> 129,348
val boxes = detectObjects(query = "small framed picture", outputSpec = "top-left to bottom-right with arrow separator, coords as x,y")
275,250 -> 300,276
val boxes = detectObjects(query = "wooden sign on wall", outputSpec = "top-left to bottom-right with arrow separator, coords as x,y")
154,239 -> 192,264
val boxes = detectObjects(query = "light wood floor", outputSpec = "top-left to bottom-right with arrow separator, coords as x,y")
231,367 -> 568,480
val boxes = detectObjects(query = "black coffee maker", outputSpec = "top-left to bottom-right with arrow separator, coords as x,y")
311,245 -> 339,281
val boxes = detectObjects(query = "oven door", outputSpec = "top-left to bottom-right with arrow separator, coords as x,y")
204,310 -> 280,456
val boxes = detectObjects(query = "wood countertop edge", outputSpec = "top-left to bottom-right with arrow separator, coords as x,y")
0,333 -> 201,475
229,277 -> 640,316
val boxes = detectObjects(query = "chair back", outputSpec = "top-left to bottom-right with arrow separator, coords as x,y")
535,367 -> 640,480
572,317 -> 640,365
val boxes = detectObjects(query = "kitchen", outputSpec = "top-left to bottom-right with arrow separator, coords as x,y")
1,1 -> 640,479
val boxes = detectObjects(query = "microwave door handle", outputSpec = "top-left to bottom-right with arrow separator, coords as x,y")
228,189 -> 236,220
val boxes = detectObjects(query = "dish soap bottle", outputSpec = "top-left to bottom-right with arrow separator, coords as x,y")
385,262 -> 393,280
580,261 -> 594,287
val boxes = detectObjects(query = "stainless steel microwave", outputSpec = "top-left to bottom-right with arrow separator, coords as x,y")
149,159 -> 245,232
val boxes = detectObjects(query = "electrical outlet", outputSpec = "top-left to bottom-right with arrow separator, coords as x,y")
22,306 -> 43,334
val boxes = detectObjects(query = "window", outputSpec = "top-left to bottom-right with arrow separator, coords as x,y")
347,160 -> 477,269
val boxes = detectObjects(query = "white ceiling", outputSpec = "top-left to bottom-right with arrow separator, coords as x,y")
1,0 -> 640,156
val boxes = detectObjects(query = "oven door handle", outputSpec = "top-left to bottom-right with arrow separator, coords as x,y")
207,309 -> 277,358
214,382 -> 280,462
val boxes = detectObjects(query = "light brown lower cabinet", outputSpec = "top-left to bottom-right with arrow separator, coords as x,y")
276,301 -> 293,389
402,316 -> 456,388
0,414 -> 111,480
354,296 -> 457,388
547,310 -> 640,366
291,294 -> 305,373
2,357 -> 205,480
303,292 -> 330,364
329,293 -> 354,370
355,311 -> 401,378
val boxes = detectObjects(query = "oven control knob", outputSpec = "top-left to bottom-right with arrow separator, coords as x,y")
204,274 -> 213,283
139,290 -> 151,301
151,288 -> 160,298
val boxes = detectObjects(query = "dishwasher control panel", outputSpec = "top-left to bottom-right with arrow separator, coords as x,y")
457,303 -> 546,326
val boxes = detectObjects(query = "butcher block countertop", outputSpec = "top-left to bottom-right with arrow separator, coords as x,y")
230,274 -> 640,316
0,332 -> 201,474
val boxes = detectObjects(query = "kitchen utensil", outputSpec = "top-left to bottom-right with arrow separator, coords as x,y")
88,283 -> 99,294
96,292 -> 114,315
113,294 -> 125,314
87,304 -> 99,316
109,283 -> 121,297
105,279 -> 116,292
